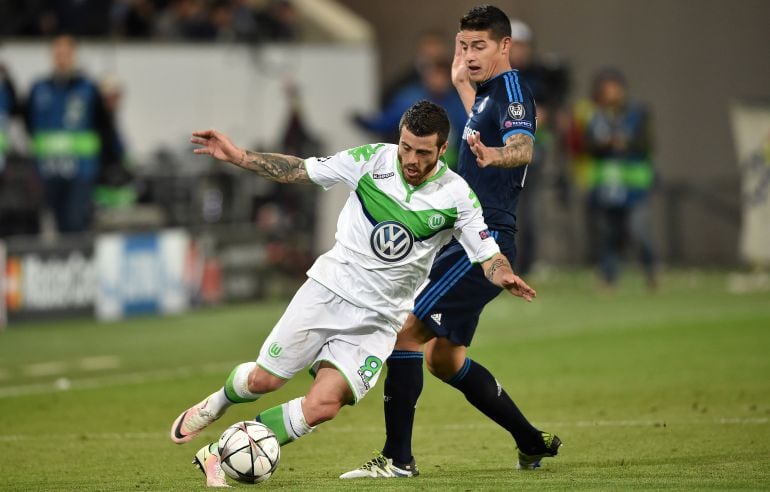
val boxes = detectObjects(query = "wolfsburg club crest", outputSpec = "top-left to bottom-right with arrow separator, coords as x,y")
370,221 -> 414,262
428,214 -> 446,230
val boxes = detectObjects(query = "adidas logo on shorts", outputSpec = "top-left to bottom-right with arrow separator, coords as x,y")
430,313 -> 442,325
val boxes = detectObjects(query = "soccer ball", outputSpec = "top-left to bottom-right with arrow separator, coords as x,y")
218,421 -> 281,483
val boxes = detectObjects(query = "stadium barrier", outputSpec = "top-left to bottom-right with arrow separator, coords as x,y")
1,226 -> 308,326
4,235 -> 95,324
95,230 -> 189,321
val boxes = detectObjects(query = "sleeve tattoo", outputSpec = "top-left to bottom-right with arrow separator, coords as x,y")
238,150 -> 312,184
495,133 -> 534,168
484,257 -> 509,283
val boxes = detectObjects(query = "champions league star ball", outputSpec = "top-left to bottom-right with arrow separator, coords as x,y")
218,421 -> 281,483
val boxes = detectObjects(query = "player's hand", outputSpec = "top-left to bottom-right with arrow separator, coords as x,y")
451,33 -> 469,88
191,129 -> 244,164
467,131 -> 497,168
502,273 -> 536,301
452,33 -> 475,114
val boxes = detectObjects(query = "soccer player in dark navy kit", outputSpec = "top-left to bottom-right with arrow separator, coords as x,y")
341,6 -> 561,479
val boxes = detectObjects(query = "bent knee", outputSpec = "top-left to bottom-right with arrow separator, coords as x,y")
247,367 -> 285,393
425,341 -> 466,381
426,359 -> 459,381
302,396 -> 344,426
394,315 -> 434,351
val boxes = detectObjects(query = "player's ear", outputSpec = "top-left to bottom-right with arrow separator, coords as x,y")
500,36 -> 511,56
438,141 -> 448,157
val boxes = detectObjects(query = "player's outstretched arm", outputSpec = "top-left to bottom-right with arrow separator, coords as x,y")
191,129 -> 311,184
467,132 -> 534,169
481,252 -> 536,301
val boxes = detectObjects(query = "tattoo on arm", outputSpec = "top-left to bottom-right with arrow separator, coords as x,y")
495,133 -> 534,168
238,150 -> 311,184
484,257 -> 509,283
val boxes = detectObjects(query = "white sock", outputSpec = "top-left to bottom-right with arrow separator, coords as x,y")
283,397 -> 315,441
207,362 -> 261,416
205,389 -> 233,417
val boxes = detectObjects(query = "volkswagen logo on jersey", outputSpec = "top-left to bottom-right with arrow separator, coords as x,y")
508,102 -> 525,120
370,221 -> 414,262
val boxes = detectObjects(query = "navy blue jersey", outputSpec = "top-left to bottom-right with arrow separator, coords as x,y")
458,70 -> 537,233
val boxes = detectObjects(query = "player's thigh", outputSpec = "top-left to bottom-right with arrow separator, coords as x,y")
424,337 -> 467,380
414,233 -> 515,347
394,314 -> 435,351
302,363 -> 353,425
311,310 -> 397,405
256,279 -> 339,381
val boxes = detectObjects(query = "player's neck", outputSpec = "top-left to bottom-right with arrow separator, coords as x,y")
483,60 -> 513,84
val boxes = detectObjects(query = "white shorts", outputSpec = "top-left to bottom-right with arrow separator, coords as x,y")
256,279 -> 399,404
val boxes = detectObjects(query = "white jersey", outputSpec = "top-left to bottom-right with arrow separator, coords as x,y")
304,143 -> 500,327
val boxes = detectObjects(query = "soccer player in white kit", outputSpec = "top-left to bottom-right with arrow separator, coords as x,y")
170,101 -> 536,487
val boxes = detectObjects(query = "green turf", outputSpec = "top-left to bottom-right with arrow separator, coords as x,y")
1,270 -> 768,490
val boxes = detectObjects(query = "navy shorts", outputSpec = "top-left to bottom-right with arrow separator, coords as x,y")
412,230 -> 516,347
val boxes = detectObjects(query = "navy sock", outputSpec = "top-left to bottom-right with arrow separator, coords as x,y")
447,358 -> 541,453
381,350 -> 424,465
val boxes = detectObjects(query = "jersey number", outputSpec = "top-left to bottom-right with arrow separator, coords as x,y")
348,144 -> 384,163
468,189 -> 480,208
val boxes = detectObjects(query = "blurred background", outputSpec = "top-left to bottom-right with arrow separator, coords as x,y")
0,0 -> 769,326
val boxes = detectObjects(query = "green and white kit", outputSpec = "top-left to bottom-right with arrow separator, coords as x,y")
256,143 -> 500,402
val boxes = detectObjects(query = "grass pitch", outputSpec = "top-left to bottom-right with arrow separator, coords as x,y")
0,270 -> 768,490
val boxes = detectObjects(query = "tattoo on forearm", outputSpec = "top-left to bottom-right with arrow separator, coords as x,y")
496,133 -> 534,168
485,258 -> 508,282
239,150 -> 311,184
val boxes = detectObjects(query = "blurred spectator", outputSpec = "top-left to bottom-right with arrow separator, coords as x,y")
152,0 -> 185,39
23,35 -> 116,233
98,75 -> 127,171
573,68 -> 657,289
1,0 -> 59,37
209,1 -> 236,41
508,20 -> 570,110
353,59 -> 466,168
5,0 -> 111,37
110,0 -> 158,38
0,153 -> 44,237
2,1 -> 301,43
380,30 -> 449,107
0,63 -> 18,171
254,0 -> 300,42
154,0 -> 217,40
93,74 -> 136,210
0,63 -> 42,237
507,19 -> 571,276
230,0 -> 261,42
52,0 -> 112,37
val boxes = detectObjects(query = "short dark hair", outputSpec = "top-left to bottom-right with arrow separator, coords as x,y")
398,100 -> 450,148
459,5 -> 512,41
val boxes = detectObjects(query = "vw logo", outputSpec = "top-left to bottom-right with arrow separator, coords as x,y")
370,221 -> 414,262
